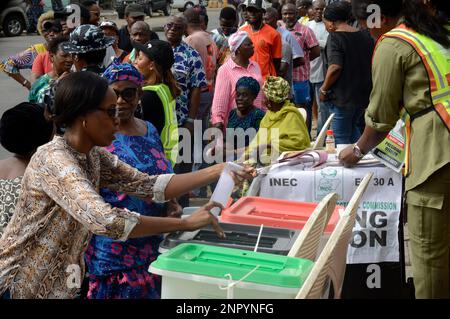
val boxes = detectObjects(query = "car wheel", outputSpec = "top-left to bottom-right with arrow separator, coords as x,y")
183,2 -> 194,12
2,14 -> 25,37
163,2 -> 172,16
147,4 -> 153,17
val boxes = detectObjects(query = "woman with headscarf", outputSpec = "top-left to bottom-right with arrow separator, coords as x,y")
85,62 -> 181,299
227,76 -> 266,134
244,76 -> 311,164
211,31 -> 265,132
0,11 -> 62,90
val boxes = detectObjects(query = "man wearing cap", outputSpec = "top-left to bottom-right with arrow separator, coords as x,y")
100,21 -> 128,63
240,0 -> 282,81
118,4 -> 146,53
54,5 -> 92,36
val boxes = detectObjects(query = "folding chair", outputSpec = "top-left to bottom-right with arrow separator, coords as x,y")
296,173 -> 373,299
288,193 -> 338,261
312,113 -> 335,150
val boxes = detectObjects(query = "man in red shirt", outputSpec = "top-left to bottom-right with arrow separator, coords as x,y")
241,0 -> 282,81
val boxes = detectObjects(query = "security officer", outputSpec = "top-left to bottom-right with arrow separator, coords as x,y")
339,0 -> 450,298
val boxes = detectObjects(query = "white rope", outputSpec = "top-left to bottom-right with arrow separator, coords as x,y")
218,265 -> 261,299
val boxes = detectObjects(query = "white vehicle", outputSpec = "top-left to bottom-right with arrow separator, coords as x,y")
172,0 -> 208,12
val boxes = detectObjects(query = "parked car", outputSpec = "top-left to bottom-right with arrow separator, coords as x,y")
42,0 -> 70,13
115,0 -> 172,19
0,0 -> 27,37
172,0 -> 208,12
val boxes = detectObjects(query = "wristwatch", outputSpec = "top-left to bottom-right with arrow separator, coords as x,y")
22,79 -> 29,87
319,88 -> 327,95
352,143 -> 365,159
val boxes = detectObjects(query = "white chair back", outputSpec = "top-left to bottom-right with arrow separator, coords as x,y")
296,173 -> 373,299
312,113 -> 335,150
288,193 -> 338,261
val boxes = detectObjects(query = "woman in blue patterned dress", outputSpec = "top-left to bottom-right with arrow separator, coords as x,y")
85,61 -> 182,299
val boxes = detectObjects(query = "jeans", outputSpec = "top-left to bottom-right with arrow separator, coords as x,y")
312,82 -> 333,134
329,104 -> 365,145
293,80 -> 312,134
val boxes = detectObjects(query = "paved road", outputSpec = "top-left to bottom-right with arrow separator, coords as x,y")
0,8 -> 222,160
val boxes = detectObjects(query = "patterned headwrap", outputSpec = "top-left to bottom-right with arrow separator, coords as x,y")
102,60 -> 144,87
228,31 -> 249,54
263,76 -> 290,103
236,76 -> 260,97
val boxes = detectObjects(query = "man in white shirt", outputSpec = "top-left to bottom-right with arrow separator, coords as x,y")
306,0 -> 330,133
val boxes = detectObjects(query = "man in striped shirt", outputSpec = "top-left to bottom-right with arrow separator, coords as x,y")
281,2 -> 320,133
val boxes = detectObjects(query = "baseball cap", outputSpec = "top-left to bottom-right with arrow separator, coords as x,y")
133,39 -> 174,72
245,0 -> 267,11
100,21 -> 119,33
125,4 -> 146,18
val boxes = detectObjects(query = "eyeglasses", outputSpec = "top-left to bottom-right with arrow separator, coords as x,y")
113,87 -> 137,103
96,106 -> 119,119
164,23 -> 184,32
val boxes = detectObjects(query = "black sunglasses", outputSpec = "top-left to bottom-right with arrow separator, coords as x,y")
113,87 -> 138,102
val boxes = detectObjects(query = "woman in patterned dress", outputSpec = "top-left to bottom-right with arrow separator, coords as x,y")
85,62 -> 182,299
0,102 -> 54,237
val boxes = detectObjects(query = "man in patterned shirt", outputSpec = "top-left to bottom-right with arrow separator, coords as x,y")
164,15 -> 207,207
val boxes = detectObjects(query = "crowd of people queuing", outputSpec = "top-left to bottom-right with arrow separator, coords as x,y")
0,0 -> 449,299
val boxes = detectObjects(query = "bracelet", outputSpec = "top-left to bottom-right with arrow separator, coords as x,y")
22,79 -> 29,87
185,117 -> 195,124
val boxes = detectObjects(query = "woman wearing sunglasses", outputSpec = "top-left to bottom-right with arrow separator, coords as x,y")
133,39 -> 180,166
84,62 -> 183,299
0,71 -> 255,299
0,11 -> 62,90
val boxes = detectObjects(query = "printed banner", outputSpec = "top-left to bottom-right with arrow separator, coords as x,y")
259,165 -> 402,264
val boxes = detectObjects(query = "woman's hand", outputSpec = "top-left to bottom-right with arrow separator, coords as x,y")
338,145 -> 361,167
184,201 -> 225,238
165,198 -> 183,218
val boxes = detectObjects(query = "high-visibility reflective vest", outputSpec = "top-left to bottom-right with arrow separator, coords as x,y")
142,84 -> 179,165
376,24 -> 450,172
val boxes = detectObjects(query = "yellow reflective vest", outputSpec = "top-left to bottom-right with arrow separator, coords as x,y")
142,84 -> 179,165
377,24 -> 450,172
